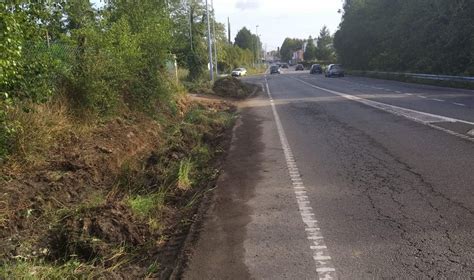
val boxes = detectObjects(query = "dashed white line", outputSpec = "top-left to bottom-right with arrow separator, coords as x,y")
265,76 -> 336,280
419,96 -> 428,99
453,102 -> 466,107
431,98 -> 445,102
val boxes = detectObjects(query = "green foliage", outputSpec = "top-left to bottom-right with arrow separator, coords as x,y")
177,159 -> 193,190
304,36 -> 317,61
1,3 -> 58,160
234,27 -> 261,62
280,38 -> 304,62
219,45 -> 254,72
129,193 -> 166,218
0,259 -> 101,280
315,26 -> 335,61
334,0 -> 474,75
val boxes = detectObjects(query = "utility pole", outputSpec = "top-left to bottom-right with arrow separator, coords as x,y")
255,25 -> 259,66
188,0 -> 193,52
211,0 -> 218,76
205,0 -> 214,81
227,17 -> 231,44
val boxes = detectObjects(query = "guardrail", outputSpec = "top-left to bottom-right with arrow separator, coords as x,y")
349,70 -> 474,83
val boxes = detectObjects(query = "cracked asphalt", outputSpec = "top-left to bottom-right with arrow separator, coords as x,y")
184,71 -> 474,279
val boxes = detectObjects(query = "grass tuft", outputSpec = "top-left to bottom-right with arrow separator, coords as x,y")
177,159 -> 193,190
128,193 -> 166,219
0,259 -> 101,279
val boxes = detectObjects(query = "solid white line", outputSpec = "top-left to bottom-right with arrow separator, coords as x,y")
290,77 -> 474,143
265,76 -> 336,279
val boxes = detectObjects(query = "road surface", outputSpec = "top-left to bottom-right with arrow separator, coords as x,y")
183,68 -> 474,279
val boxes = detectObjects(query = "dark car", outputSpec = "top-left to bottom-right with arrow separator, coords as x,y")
270,65 -> 281,74
281,63 -> 289,69
295,64 -> 304,71
310,64 -> 322,74
325,64 -> 344,77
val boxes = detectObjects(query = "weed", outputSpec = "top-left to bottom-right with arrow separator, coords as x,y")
177,159 -> 193,190
117,161 -> 147,194
128,193 -> 166,219
0,259 -> 101,279
146,259 -> 161,276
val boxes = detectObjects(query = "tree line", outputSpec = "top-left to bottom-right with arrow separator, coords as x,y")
0,0 -> 261,159
334,0 -> 474,75
279,26 -> 336,63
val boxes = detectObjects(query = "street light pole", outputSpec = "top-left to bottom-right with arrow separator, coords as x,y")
205,0 -> 214,81
255,25 -> 259,66
211,0 -> 218,77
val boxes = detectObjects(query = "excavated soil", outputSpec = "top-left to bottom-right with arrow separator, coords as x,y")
213,76 -> 260,99
0,98 -> 235,279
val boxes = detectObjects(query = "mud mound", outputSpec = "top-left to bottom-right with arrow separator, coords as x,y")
212,77 -> 257,99
47,204 -> 149,262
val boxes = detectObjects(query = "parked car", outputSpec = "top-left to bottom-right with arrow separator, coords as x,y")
270,65 -> 281,74
281,63 -> 289,69
310,64 -> 323,74
325,64 -> 344,77
231,68 -> 247,77
295,64 -> 304,71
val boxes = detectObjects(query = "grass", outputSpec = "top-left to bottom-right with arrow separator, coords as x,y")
128,192 -> 166,218
0,259 -> 101,280
3,99 -> 96,172
177,159 -> 193,191
0,92 -> 236,278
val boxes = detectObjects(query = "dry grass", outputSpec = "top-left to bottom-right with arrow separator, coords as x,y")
4,99 -> 93,172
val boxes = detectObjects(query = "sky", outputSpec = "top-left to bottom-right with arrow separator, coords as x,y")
90,0 -> 344,51
213,0 -> 344,51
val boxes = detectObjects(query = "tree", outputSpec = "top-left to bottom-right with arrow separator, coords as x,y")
315,26 -> 334,61
280,38 -> 303,62
334,0 -> 474,75
234,27 -> 261,62
304,36 -> 316,61
234,27 -> 253,50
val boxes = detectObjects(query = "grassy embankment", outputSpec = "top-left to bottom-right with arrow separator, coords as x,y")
0,84 -> 236,278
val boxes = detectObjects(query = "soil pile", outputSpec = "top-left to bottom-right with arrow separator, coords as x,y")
212,77 -> 259,99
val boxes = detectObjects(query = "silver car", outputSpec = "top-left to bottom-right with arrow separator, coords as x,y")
325,64 -> 344,78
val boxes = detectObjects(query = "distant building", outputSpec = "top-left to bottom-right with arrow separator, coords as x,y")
291,49 -> 304,64
265,50 -> 279,62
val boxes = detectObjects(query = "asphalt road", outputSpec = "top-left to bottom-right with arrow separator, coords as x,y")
183,69 -> 474,279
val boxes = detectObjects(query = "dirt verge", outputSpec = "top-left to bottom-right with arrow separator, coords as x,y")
0,97 -> 236,279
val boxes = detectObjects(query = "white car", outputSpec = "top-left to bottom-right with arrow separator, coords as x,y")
231,68 -> 247,77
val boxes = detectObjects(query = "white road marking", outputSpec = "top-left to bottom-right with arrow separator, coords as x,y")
404,93 -> 413,95
453,102 -> 466,107
265,76 -> 337,279
431,98 -> 445,102
291,77 -> 474,143
396,91 -> 403,93
419,96 -> 428,99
